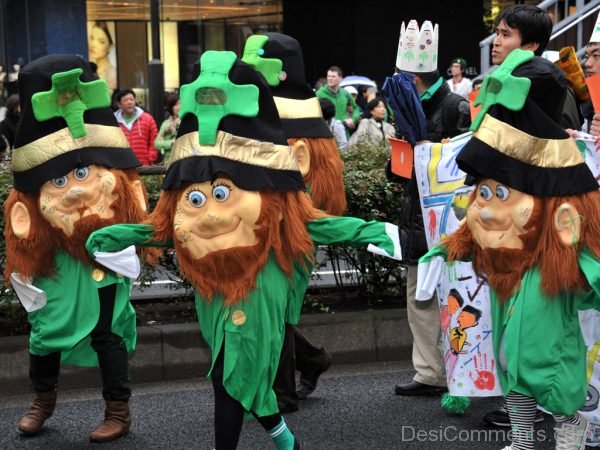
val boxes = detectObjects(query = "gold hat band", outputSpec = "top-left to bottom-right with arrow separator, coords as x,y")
168,129 -> 299,171
273,96 -> 323,120
12,124 -> 130,172
474,114 -> 584,168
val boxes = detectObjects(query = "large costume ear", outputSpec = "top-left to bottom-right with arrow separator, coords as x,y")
10,201 -> 31,239
291,140 -> 311,177
130,179 -> 147,212
554,202 -> 582,245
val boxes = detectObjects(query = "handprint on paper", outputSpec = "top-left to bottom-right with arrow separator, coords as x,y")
469,353 -> 495,390
428,209 -> 437,240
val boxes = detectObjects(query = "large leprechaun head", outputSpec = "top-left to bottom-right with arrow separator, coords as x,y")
148,51 -> 320,304
444,49 -> 600,301
242,32 -> 347,216
3,55 -> 147,280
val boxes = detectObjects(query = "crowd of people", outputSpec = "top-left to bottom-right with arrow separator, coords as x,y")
4,3 -> 600,450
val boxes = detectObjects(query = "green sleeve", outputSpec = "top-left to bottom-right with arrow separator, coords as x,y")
154,120 -> 174,153
307,217 -> 401,259
579,246 -> 600,310
86,224 -> 171,255
419,245 -> 449,264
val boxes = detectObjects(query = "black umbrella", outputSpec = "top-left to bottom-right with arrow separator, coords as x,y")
381,71 -> 427,147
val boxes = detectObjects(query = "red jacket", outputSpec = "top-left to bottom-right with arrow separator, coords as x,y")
115,107 -> 159,165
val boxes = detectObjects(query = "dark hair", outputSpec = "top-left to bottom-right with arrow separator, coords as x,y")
461,305 -> 482,323
415,69 -> 440,88
165,93 -> 180,116
319,97 -> 335,120
327,66 -> 343,77
92,20 -> 114,46
496,5 -> 552,56
363,96 -> 385,119
448,289 -> 464,307
6,94 -> 19,116
115,88 -> 136,103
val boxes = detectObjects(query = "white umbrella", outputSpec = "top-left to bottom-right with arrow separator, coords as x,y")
339,75 -> 377,88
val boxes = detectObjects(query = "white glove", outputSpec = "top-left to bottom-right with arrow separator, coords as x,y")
416,256 -> 444,301
94,245 -> 141,280
10,273 -> 47,312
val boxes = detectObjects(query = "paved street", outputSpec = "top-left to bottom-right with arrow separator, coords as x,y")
0,361 -> 558,449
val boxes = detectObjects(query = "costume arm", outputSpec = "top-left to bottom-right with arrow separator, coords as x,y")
307,217 -> 401,260
416,245 -> 449,301
86,223 -> 170,254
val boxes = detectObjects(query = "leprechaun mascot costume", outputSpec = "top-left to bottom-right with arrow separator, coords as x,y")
86,50 -> 401,449
418,49 -> 600,450
242,32 -> 346,411
3,55 -> 149,441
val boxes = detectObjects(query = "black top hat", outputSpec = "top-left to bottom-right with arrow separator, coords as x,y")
242,32 -> 333,139
163,50 -> 304,192
457,49 -> 597,197
11,54 -> 139,192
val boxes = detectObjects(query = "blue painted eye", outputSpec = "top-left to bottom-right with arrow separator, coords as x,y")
479,184 -> 493,201
496,185 -> 510,201
187,191 -> 206,208
213,185 -> 230,202
73,167 -> 89,180
52,176 -> 69,188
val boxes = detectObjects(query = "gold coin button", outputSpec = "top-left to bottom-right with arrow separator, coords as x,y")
231,310 -> 246,326
92,268 -> 105,282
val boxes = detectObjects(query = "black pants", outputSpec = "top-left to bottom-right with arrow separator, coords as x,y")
211,346 -> 281,450
29,284 -> 131,401
273,324 -> 330,407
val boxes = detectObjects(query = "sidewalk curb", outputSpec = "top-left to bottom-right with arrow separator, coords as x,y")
0,308 -> 411,396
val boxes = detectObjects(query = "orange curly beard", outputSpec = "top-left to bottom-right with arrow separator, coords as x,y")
444,191 -> 600,302
148,187 -> 320,305
4,169 -> 148,280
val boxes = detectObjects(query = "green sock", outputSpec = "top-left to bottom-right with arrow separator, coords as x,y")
267,417 -> 296,450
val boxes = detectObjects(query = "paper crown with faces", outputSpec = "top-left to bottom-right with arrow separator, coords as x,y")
395,19 -> 439,73
457,49 -> 597,197
163,50 -> 305,193
242,32 -> 333,140
11,54 -> 139,192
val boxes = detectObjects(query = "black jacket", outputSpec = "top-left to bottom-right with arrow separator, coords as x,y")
398,81 -> 471,264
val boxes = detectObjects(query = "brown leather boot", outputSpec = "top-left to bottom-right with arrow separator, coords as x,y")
89,400 -> 130,442
17,390 -> 57,434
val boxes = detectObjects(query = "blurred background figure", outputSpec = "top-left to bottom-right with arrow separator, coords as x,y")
316,66 -> 361,136
319,97 -> 347,151
446,57 -> 472,99
313,76 -> 326,91
0,93 -> 20,165
114,88 -> 159,165
88,20 -> 117,90
343,85 -> 358,101
348,96 -> 395,146
5,59 -> 22,97
155,93 -> 181,164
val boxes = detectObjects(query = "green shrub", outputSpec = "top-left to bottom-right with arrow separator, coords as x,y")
326,137 -> 406,299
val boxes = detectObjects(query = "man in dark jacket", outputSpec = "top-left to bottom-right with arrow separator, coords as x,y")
394,68 -> 470,396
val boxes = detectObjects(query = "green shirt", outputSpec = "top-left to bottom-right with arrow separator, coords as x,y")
421,245 -> 600,415
27,252 -> 136,367
86,217 -> 399,415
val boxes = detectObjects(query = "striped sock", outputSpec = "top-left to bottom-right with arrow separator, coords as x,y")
553,414 -> 580,425
506,391 -> 537,450
267,418 -> 296,450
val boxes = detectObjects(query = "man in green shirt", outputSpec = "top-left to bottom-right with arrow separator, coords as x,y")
316,66 -> 360,136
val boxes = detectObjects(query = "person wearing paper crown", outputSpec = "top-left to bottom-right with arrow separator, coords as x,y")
418,48 -> 600,450
242,31 -> 346,413
3,55 -> 154,441
85,50 -> 401,450
388,18 -> 470,398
